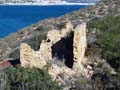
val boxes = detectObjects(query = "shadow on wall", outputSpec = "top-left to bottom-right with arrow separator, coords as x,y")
52,32 -> 74,68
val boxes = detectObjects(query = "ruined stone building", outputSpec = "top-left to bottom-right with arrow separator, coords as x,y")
20,22 -> 98,88
20,22 -> 87,71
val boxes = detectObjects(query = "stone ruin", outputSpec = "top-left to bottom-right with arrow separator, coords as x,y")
20,22 -> 92,89
20,22 -> 87,71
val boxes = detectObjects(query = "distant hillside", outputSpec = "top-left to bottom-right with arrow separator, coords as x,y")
0,0 -> 100,4
66,0 -> 100,3
0,0 -> 119,60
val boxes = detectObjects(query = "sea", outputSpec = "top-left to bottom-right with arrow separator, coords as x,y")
0,5 -> 87,38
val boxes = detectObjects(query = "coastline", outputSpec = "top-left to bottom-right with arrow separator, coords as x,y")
0,3 -> 95,6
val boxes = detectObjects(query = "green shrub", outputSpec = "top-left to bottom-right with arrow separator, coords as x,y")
36,25 -> 52,31
75,69 -> 120,90
92,69 -> 120,90
25,25 -> 52,51
55,22 -> 66,29
1,66 -> 61,90
9,49 -> 20,59
88,15 -> 120,70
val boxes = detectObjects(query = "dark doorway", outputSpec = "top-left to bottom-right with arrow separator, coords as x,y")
52,32 -> 74,68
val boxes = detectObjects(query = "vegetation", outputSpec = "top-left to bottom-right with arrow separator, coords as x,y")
22,25 -> 52,51
4,14 -> 120,90
85,15 -> 120,90
75,69 -> 120,90
88,15 -> 120,70
9,49 -> 20,59
0,0 -> 119,89
55,22 -> 66,30
0,66 -> 61,90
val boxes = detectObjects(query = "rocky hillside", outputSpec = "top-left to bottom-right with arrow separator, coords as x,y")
0,0 -> 119,60
0,0 -> 120,90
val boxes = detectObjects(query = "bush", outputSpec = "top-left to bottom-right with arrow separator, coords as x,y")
75,69 -> 120,90
9,49 -> 20,59
91,68 -> 120,90
55,22 -> 66,29
0,66 -> 61,90
88,15 -> 120,70
25,25 -> 52,51
86,15 -> 120,90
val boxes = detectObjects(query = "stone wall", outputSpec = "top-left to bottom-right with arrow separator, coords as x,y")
20,43 -> 46,69
73,23 -> 87,71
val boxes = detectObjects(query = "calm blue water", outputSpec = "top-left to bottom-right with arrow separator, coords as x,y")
0,5 -> 87,38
